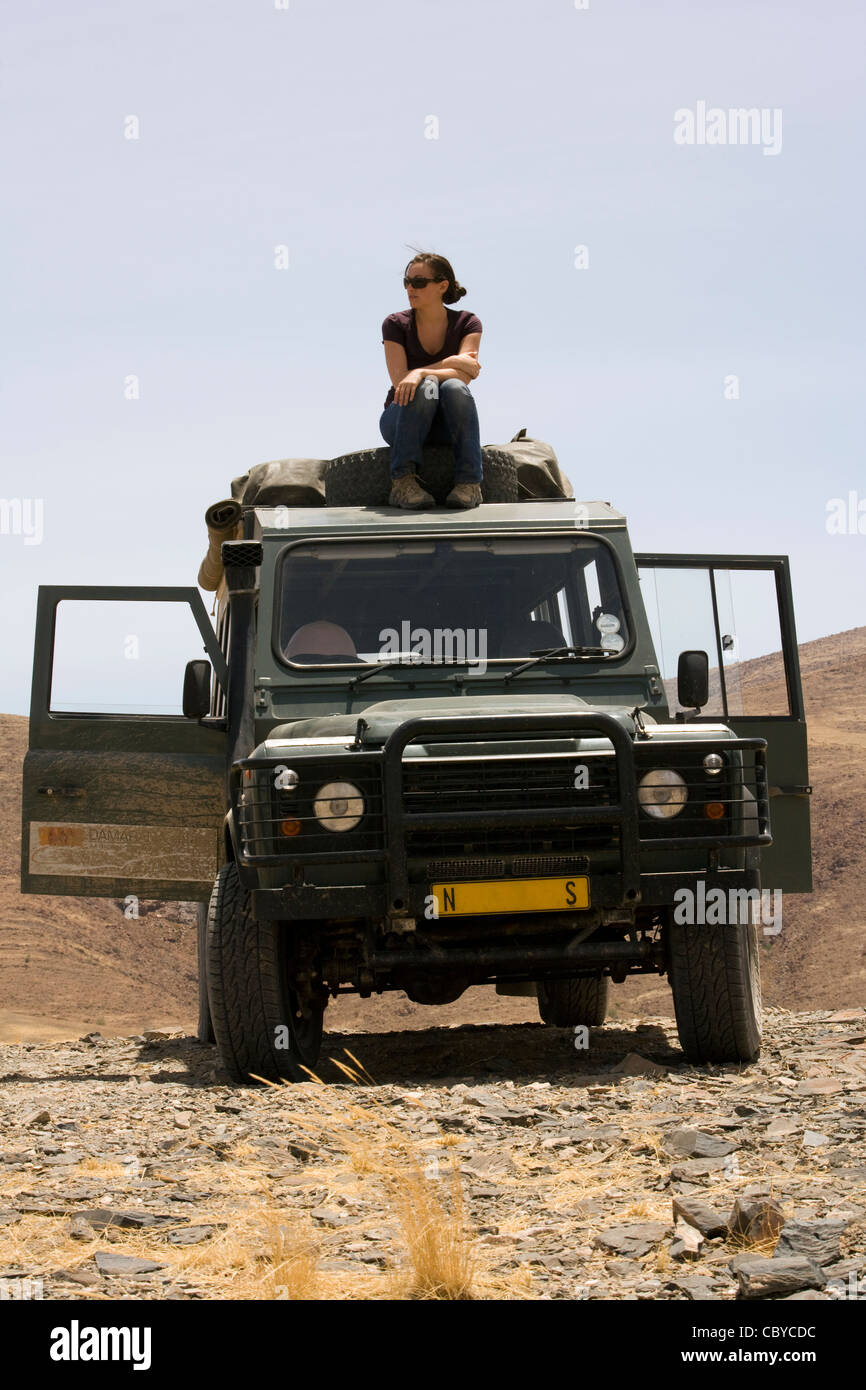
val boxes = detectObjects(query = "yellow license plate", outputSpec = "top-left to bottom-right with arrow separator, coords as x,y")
430,875 -> 590,918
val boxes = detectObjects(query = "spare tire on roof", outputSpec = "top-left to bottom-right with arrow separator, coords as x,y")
323,445 -> 518,507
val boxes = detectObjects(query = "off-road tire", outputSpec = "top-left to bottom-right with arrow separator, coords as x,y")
196,903 -> 215,1044
206,863 -> 324,1084
324,446 -> 518,507
666,908 -> 763,1064
536,975 -> 609,1027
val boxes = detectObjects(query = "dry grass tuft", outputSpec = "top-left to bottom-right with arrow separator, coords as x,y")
254,1066 -> 479,1300
384,1147 -> 476,1300
255,1214 -> 321,1300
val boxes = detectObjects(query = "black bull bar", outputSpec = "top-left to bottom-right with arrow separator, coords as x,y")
381,711 -> 642,913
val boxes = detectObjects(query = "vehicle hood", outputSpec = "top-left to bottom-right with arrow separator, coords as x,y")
264,695 -> 644,748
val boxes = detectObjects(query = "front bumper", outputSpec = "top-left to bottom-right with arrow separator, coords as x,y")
231,711 -> 771,923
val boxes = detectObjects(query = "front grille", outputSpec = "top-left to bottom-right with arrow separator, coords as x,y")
404,752 -> 619,859
425,854 -> 590,880
426,858 -> 505,880
512,855 -> 591,876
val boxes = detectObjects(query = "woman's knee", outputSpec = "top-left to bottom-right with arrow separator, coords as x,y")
438,379 -> 476,418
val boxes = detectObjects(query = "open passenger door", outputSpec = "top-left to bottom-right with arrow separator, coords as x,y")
633,555 -> 812,894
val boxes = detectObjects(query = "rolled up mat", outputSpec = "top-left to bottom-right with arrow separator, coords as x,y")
198,498 -> 243,591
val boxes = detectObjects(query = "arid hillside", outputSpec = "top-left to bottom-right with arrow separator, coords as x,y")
1,625 -> 863,1041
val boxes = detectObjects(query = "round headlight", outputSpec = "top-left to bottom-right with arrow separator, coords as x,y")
703,753 -> 724,776
638,769 -> 688,819
313,781 -> 365,832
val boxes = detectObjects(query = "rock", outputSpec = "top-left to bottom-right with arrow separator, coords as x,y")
311,1207 -> 355,1228
94,1252 -> 165,1277
828,1009 -> 866,1022
674,1275 -> 718,1300
173,1112 -> 192,1130
774,1219 -> 848,1267
670,1219 -> 704,1260
670,1156 -> 732,1180
286,1141 -> 320,1163
802,1130 -> 829,1147
67,1217 -> 95,1240
53,1267 -> 100,1287
76,1208 -> 174,1231
728,1197 -> 786,1243
0,1211 -> 21,1226
784,1289 -> 828,1300
671,1197 -> 727,1238
461,1087 -> 502,1107
664,1128 -> 738,1159
166,1226 -> 214,1245
796,1079 -> 844,1096
732,1254 -> 826,1299
21,1108 -> 50,1128
593,1222 -> 669,1257
766,1116 -> 800,1137
14,1201 -> 70,1216
611,1053 -> 666,1077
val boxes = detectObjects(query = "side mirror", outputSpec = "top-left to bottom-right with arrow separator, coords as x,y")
183,660 -> 212,719
677,650 -> 709,710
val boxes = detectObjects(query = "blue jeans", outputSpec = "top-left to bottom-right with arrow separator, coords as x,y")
379,376 -> 483,483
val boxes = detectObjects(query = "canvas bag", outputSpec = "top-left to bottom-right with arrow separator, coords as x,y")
230,458 -> 327,507
500,428 -> 575,499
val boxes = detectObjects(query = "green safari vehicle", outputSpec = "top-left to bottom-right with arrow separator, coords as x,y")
20,448 -> 812,1081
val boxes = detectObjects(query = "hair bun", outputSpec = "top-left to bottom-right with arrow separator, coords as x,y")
446,282 -> 467,303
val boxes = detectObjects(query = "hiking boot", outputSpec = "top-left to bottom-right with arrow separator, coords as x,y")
389,474 -> 435,509
445,482 -> 482,509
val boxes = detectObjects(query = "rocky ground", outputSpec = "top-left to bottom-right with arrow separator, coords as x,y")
2,1007 -> 866,1301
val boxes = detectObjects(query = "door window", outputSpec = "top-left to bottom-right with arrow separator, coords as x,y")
50,600 -> 211,716
636,561 -> 794,719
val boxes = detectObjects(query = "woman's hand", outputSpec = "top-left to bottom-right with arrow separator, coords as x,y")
394,368 -> 426,405
457,351 -> 481,379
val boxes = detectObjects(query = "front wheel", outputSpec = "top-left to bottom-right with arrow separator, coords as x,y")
666,906 -> 763,1064
206,864 -> 324,1084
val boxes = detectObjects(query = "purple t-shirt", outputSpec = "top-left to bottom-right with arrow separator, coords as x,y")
381,307 -> 482,407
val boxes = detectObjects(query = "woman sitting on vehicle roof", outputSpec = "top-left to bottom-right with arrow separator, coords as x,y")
380,251 -> 483,511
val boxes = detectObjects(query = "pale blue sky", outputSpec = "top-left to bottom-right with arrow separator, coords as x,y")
2,0 -> 863,714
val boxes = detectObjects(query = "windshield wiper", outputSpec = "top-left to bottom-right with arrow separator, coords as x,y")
347,657 -> 471,690
503,645 -> 607,683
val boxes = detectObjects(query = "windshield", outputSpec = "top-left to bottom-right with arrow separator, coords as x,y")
276,536 -> 629,669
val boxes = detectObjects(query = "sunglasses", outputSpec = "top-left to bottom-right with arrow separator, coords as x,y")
404,275 -> 442,289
